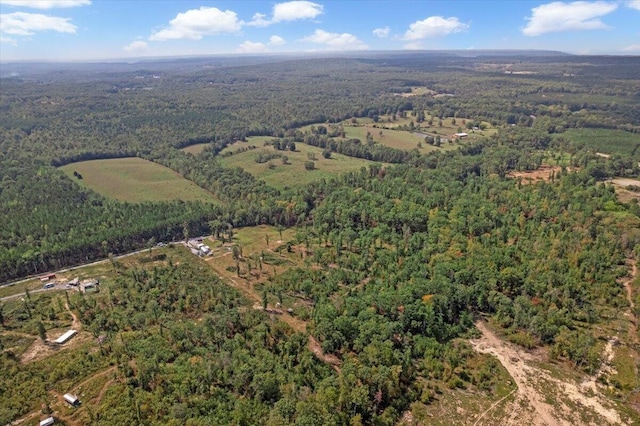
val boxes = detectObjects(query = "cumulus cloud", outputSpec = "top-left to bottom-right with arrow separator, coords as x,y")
269,35 -> 285,45
0,11 -> 76,35
236,40 -> 268,53
124,40 -> 148,52
248,1 -> 323,27
404,16 -> 469,40
302,29 -> 368,50
627,0 -> 640,10
0,0 -> 90,9
522,1 -> 617,36
372,26 -> 390,38
150,6 -> 242,41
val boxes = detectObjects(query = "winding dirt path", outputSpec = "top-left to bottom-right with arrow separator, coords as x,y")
470,321 -> 624,426
622,259 -> 638,341
65,301 -> 81,330
207,261 -> 342,371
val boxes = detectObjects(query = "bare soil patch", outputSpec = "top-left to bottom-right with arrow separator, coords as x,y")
508,165 -> 563,183
470,321 -> 626,426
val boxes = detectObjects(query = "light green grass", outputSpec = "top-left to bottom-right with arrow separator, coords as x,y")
562,128 -> 640,157
220,143 -> 381,190
220,137 -> 274,155
181,143 -> 209,155
61,157 -> 218,203
342,125 -> 460,153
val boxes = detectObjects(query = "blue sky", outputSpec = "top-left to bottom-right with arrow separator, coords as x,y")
1,0 -> 639,61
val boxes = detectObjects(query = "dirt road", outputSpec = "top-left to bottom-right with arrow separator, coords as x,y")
470,321 -> 625,426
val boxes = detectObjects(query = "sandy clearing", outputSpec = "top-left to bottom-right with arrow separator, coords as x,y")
470,321 -> 624,426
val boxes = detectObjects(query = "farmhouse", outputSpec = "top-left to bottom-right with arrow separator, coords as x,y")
63,393 -> 80,407
40,417 -> 55,426
55,329 -> 77,345
453,132 -> 468,139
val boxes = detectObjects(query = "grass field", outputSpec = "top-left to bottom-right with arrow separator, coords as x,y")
342,125 -> 459,153
221,138 -> 381,190
181,143 -> 209,155
561,128 -> 640,157
60,157 -> 218,203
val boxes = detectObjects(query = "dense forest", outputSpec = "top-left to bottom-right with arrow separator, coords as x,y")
1,52 -> 640,425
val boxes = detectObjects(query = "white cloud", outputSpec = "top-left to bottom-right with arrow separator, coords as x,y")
236,40 -> 268,54
404,16 -> 469,40
302,29 -> 368,50
522,1 -> 617,36
273,1 -> 322,22
269,35 -> 285,45
0,34 -> 17,44
372,26 -> 390,38
248,12 -> 270,27
150,6 -> 242,41
627,1 -> 640,10
623,44 -> 640,51
124,40 -> 148,52
0,11 -> 76,35
248,1 -> 323,27
0,0 -> 90,9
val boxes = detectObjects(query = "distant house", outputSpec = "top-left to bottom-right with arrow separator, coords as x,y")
40,417 -> 55,426
454,132 -> 468,138
40,273 -> 56,282
80,279 -> 99,293
55,329 -> 77,345
63,393 -> 80,407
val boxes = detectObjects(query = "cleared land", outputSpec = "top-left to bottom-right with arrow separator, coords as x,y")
562,128 -> 640,157
61,157 -> 218,203
220,139 -> 382,190
181,143 -> 209,155
342,125 -> 458,153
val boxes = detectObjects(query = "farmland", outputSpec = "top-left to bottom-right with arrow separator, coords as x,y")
561,128 -> 640,158
220,138 -> 381,190
60,157 -> 218,203
181,143 -> 209,155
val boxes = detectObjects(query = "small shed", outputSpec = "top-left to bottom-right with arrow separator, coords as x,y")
80,279 -> 99,293
40,274 -> 56,282
40,417 -> 55,426
63,393 -> 80,406
55,329 -> 77,345
454,132 -> 468,138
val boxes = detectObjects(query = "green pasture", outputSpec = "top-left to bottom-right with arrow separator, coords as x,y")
342,125 -> 459,152
561,128 -> 640,157
181,143 -> 209,155
221,139 -> 382,190
60,157 -> 218,203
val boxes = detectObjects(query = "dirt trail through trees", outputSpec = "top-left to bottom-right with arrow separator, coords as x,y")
470,321 -> 624,426
207,263 -> 342,371
623,259 -> 638,341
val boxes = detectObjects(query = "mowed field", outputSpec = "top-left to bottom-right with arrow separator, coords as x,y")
342,125 -> 459,153
61,157 -> 218,203
220,139 -> 382,190
181,143 -> 209,155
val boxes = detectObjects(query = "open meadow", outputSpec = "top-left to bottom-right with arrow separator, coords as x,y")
220,138 -> 383,190
60,157 -> 218,203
